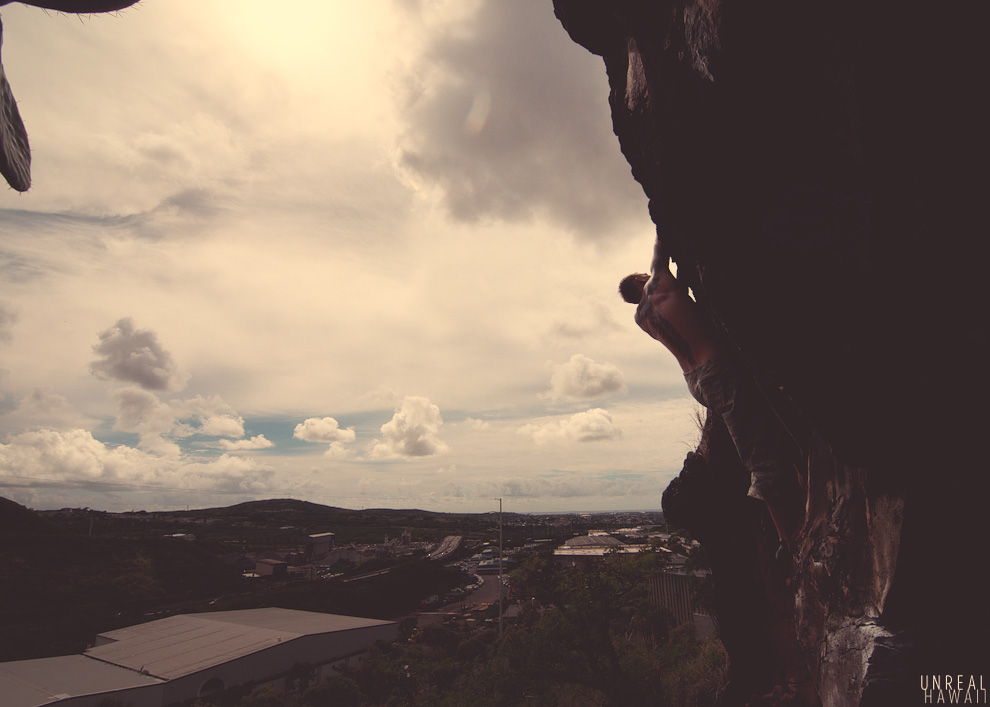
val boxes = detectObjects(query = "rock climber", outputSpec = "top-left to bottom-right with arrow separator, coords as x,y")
619,240 -> 803,557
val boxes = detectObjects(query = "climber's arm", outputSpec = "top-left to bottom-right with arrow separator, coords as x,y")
644,238 -> 685,298
649,237 -> 672,276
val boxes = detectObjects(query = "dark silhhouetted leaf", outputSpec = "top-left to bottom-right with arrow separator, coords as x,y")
0,2 -> 140,191
0,18 -> 30,192
7,1 -> 139,11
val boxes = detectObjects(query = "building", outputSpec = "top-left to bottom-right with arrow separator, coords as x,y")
476,556 -> 517,574
0,655 -> 165,707
552,533 -> 655,567
254,558 -> 289,579
649,570 -> 717,641
0,608 -> 397,707
305,532 -> 335,561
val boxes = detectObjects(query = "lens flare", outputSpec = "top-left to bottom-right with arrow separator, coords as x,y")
464,88 -> 492,136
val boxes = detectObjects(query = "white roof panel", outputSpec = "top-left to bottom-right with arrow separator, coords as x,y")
87,608 -> 393,680
195,608 -> 392,634
0,654 -> 163,707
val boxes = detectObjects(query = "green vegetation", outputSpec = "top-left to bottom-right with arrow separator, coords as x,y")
193,550 -> 727,707
1,496 -> 705,707
0,497 -> 475,661
0,534 -> 467,661
0,532 -> 246,661
211,557 -> 469,620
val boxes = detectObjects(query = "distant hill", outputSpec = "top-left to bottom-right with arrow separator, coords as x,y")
0,496 -> 51,533
173,498 -> 532,528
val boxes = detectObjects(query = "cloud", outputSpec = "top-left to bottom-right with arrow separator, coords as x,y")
493,476 -> 639,499
370,396 -> 449,459
439,474 -> 652,501
358,386 -> 402,409
0,428 -> 275,494
0,428 -> 149,484
549,300 -> 624,340
394,0 -> 648,240
0,3 -> 683,515
198,415 -> 246,438
0,303 -> 16,345
293,417 -> 357,444
90,318 -> 189,391
0,303 -> 17,401
117,188 -> 231,242
294,417 -> 357,459
219,435 -> 273,451
112,388 -> 249,455
112,387 -> 181,455
1,390 -> 99,436
519,408 -> 622,444
545,354 -> 626,401
324,442 -> 352,459
172,396 -> 245,438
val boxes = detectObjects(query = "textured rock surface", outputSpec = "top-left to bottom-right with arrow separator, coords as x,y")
0,16 -> 30,192
0,2 -> 141,192
554,1 -> 986,705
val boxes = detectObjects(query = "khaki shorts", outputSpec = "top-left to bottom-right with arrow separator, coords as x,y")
684,357 -> 791,502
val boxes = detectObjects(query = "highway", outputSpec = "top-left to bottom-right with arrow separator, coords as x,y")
427,535 -> 462,560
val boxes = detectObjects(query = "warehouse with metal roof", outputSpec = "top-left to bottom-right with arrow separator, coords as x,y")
0,608 -> 397,707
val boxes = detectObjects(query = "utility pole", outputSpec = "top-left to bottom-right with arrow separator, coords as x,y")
498,497 -> 504,638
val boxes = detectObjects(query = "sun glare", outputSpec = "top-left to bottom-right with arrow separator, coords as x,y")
222,6 -> 368,64
199,2 -> 407,137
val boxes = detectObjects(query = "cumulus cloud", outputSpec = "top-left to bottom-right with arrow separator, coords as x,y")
294,417 -> 356,444
90,318 -> 189,391
1,390 -> 99,436
0,428 -> 151,483
113,387 -> 181,455
198,415 -> 246,438
545,354 -> 626,401
519,408 -> 622,444
174,396 -> 245,437
0,428 -> 275,494
370,396 -> 449,459
294,417 -> 357,458
324,442 -> 353,459
112,388 -> 250,455
463,417 -> 490,430
395,0 -> 648,240
219,435 -> 274,451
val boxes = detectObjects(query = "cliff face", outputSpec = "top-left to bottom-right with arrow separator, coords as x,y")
553,2 -> 986,705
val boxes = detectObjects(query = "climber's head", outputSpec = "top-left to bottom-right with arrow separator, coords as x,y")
618,273 -> 649,304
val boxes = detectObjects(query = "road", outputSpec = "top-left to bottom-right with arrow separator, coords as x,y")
412,567 -> 507,628
427,535 -> 462,561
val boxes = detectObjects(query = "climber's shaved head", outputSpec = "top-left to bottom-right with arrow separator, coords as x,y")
619,273 -> 649,304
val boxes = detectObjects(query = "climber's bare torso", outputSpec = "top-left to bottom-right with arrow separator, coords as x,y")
632,268 -> 720,373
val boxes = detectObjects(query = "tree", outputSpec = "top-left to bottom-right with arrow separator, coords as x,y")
301,676 -> 361,707
285,662 -> 315,693
398,616 -> 418,642
239,685 -> 286,707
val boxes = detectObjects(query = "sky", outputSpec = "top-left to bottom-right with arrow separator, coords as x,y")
0,0 -> 703,514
